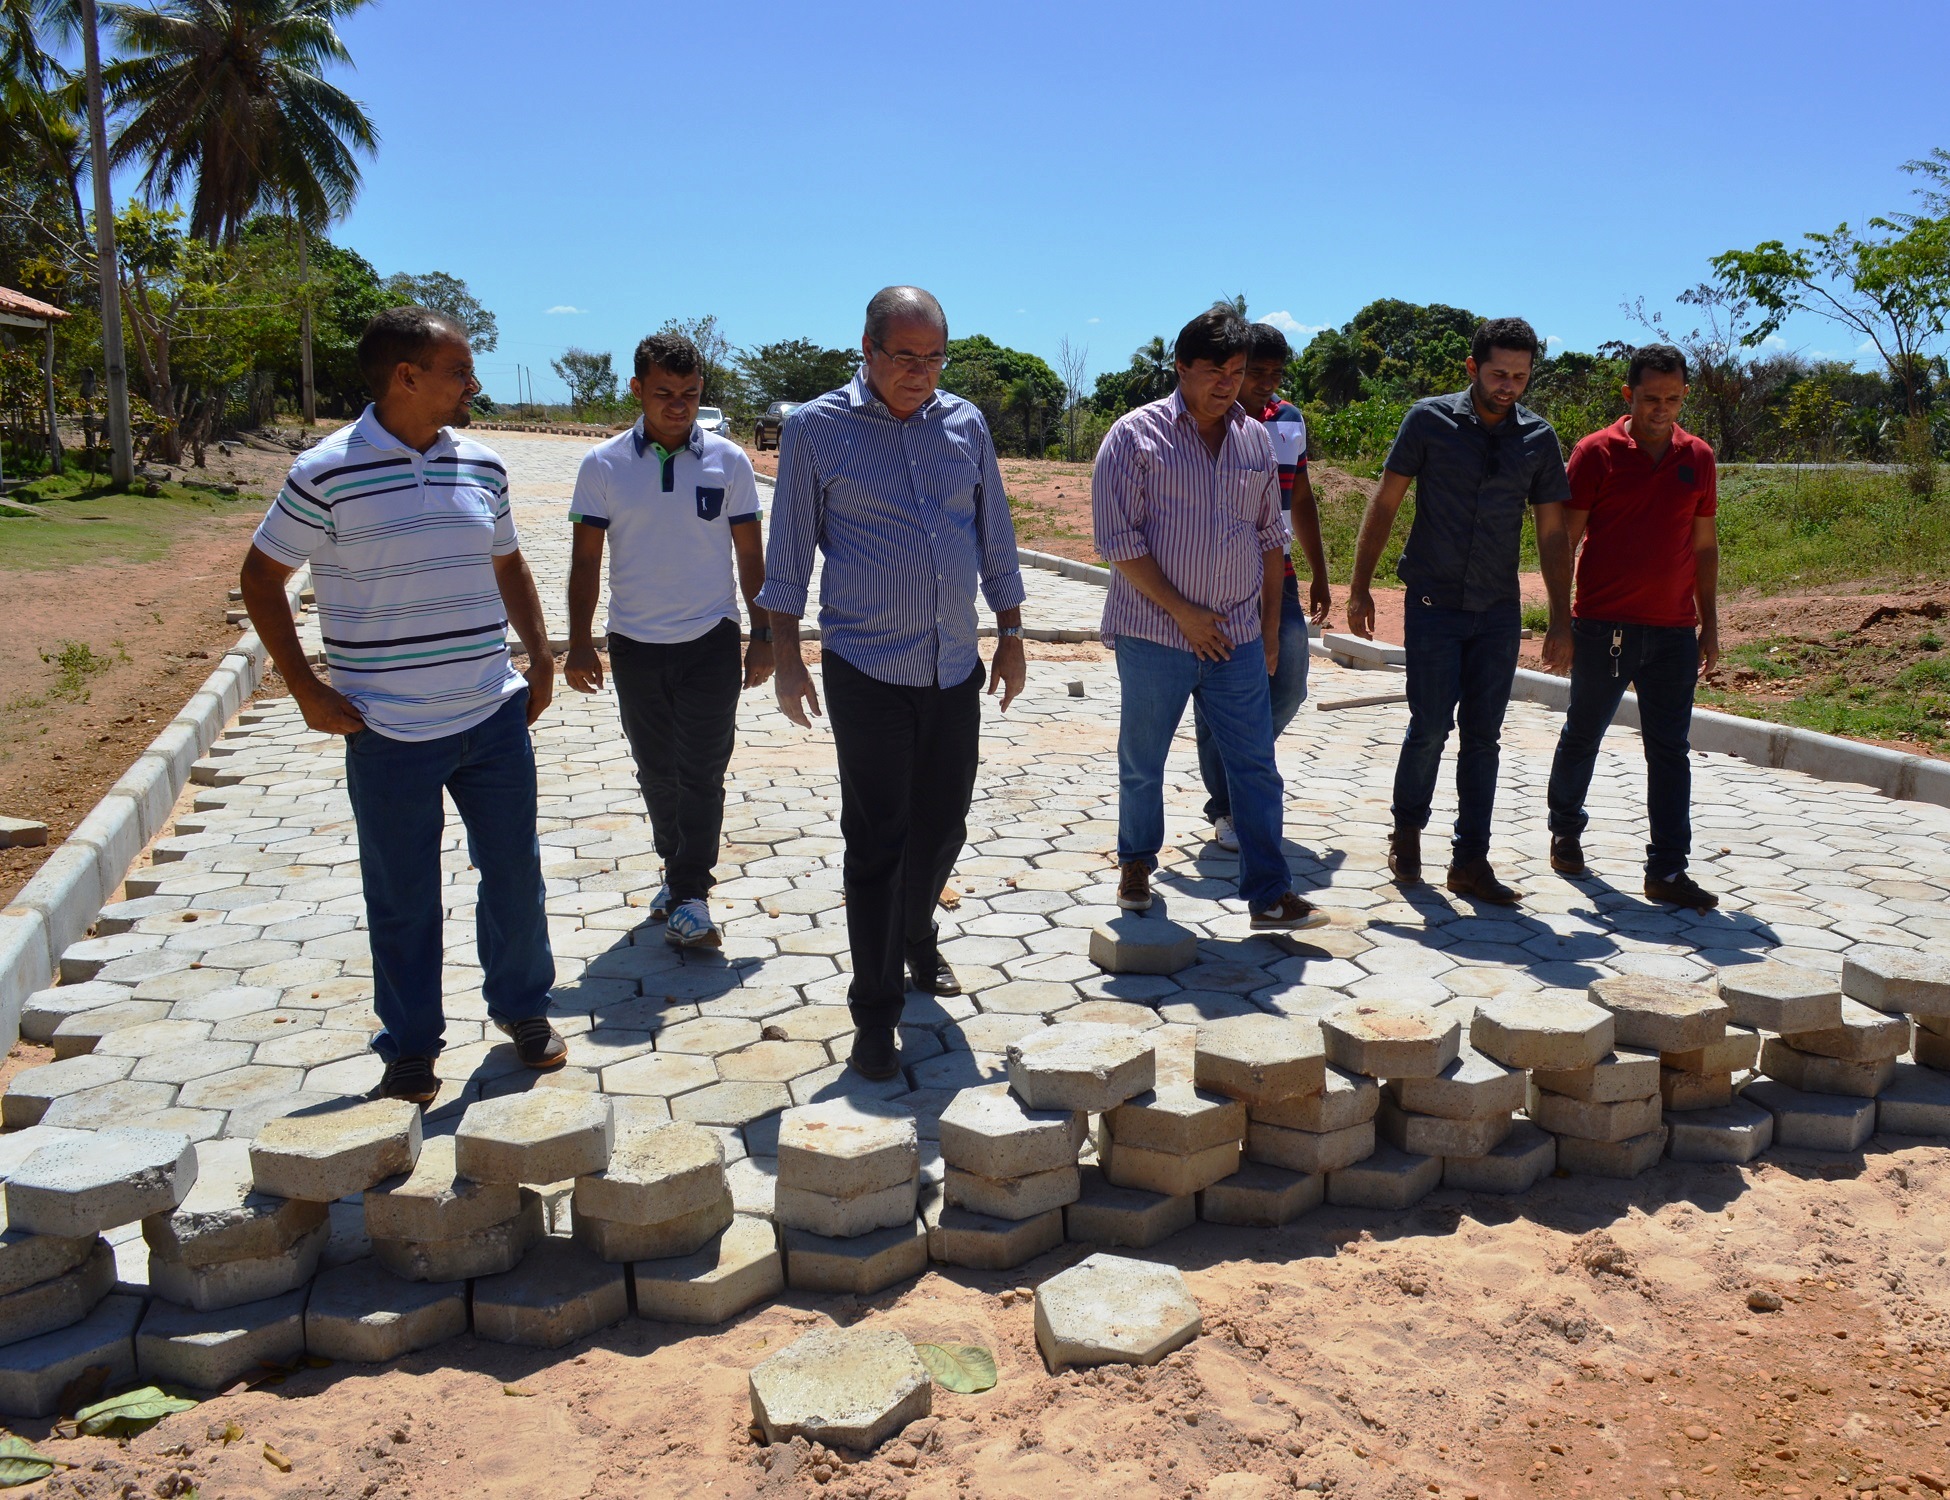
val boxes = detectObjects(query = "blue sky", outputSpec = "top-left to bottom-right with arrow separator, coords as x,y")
315,0 -> 1950,404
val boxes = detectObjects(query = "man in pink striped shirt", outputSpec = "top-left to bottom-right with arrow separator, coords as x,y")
1092,306 -> 1327,930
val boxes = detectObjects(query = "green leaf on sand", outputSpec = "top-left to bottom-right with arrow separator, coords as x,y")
73,1386 -> 197,1436
914,1342 -> 997,1394
0,1437 -> 56,1487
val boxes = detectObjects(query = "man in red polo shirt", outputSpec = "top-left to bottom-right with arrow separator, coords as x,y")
1545,343 -> 1721,909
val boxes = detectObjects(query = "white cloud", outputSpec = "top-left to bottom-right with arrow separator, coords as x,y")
1858,338 -> 1878,353
1760,334 -> 1789,351
1260,310 -> 1326,338
545,305 -> 585,315
1086,316 -> 1101,324
1545,333 -> 1565,350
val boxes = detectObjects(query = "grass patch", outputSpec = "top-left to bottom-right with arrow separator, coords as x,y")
1712,466 -> 1950,594
0,473 -> 260,572
42,639 -> 121,698
1701,631 -> 1950,751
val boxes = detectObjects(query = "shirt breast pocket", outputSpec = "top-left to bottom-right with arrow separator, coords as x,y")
929,452 -> 982,521
1220,457 -> 1270,523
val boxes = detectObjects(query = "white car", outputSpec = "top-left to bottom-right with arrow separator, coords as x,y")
696,406 -> 732,438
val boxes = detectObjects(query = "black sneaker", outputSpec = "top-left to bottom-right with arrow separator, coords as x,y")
1550,834 -> 1587,875
495,1016 -> 568,1070
846,1025 -> 900,1082
1645,871 -> 1719,911
375,1055 -> 440,1105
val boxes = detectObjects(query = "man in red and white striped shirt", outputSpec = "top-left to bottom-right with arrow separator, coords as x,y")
1092,306 -> 1327,930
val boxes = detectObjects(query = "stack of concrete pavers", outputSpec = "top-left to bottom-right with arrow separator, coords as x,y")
1314,999 -> 1459,1209
1549,977 -> 1710,1177
1741,957 -> 1906,1153
573,1114 -> 780,1325
1692,961 -> 1841,1158
452,1092 -> 627,1349
932,1084 -> 1082,1270
1006,1023 -> 1169,1249
776,1098 -> 924,1295
1843,948 -> 1950,1140
1454,993 -> 1613,1191
163,1097 -> 427,1380
1184,1015 -> 1324,1227
0,1128 -> 190,1415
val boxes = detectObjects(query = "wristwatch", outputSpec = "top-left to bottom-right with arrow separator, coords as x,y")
998,626 -> 1024,640
749,626 -> 773,643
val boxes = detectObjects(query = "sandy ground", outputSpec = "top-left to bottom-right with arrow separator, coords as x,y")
0,442 -> 296,905
18,1138 -> 1950,1499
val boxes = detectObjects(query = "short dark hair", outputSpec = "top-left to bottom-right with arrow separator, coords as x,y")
864,285 -> 947,346
1247,323 -> 1291,365
634,332 -> 701,380
1627,342 -> 1688,386
1174,306 -> 1252,367
1470,316 -> 1542,366
357,306 -> 465,397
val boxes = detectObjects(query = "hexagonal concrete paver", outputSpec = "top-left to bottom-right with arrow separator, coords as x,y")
1586,976 -> 1730,1052
6,1129 -> 196,1237
249,1098 -> 421,1202
937,1084 -> 1086,1179
1714,962 -> 1845,1032
748,1325 -> 932,1450
1843,946 -> 1950,1017
455,1092 -> 615,1184
1318,999 -> 1460,1080
1192,1015 -> 1325,1107
1034,1251 -> 1201,1371
1006,1023 -> 1155,1112
1469,992 -> 1614,1072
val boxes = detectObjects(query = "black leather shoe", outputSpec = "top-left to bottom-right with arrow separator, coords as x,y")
374,1055 -> 440,1104
1645,871 -> 1719,910
1550,834 -> 1587,875
1446,858 -> 1523,905
1387,827 -> 1422,885
847,1025 -> 900,1081
495,1016 -> 568,1069
907,952 -> 962,996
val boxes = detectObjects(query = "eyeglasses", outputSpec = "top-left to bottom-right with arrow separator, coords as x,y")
871,342 -> 950,373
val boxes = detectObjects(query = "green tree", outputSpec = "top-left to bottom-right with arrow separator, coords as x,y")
1091,335 -> 1172,417
938,333 -> 1063,455
551,346 -> 614,417
382,270 -> 498,352
104,0 -> 379,248
734,337 -> 858,403
654,312 -> 731,406
1292,300 -> 1479,408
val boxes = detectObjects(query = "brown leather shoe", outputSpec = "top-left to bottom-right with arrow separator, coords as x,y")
1116,861 -> 1153,912
1446,858 -> 1522,905
1387,828 -> 1422,885
1645,871 -> 1719,910
1250,891 -> 1331,930
1550,834 -> 1587,875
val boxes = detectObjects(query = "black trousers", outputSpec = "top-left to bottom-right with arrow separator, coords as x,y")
823,648 -> 983,1029
607,620 -> 741,903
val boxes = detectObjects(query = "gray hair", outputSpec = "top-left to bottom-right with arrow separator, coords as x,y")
864,285 -> 948,346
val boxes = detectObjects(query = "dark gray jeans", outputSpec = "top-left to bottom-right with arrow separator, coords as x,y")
608,619 -> 741,903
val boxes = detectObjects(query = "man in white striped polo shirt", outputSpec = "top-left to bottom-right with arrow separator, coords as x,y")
1092,306 -> 1327,930
240,306 -> 567,1104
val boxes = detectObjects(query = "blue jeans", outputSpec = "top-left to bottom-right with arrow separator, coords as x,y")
1391,596 -> 1522,862
1193,575 -> 1311,821
345,690 -> 555,1063
1115,633 -> 1291,910
1547,619 -> 1700,879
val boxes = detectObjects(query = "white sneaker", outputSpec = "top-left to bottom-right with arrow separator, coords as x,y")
646,884 -> 671,922
664,898 -> 720,948
1213,815 -> 1240,852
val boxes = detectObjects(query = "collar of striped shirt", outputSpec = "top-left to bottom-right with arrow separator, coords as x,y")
1164,385 -> 1256,436
352,404 -> 460,458
843,369 -> 944,419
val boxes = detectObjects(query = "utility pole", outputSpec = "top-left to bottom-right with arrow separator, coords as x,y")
79,0 -> 133,487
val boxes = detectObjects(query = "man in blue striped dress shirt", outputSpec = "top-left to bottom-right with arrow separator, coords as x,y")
240,307 -> 566,1104
758,286 -> 1027,1081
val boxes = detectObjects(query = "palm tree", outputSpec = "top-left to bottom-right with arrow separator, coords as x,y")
104,0 -> 377,247
104,0 -> 377,422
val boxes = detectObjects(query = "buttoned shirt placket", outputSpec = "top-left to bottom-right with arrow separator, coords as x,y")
888,391 -> 951,683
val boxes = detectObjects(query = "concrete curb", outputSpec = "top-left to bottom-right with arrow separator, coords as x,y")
0,569 -> 308,1045
1507,667 -> 1950,810
1015,552 -> 1950,812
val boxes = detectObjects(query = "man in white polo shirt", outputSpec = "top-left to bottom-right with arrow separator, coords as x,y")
565,331 -> 771,950
240,306 -> 566,1105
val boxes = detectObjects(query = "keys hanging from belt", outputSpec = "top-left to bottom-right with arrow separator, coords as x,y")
1610,628 -> 1624,679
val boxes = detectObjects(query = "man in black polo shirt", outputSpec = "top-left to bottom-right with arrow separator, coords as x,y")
1346,317 -> 1574,904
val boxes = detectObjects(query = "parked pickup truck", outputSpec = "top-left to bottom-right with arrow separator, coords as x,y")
753,401 -> 801,451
